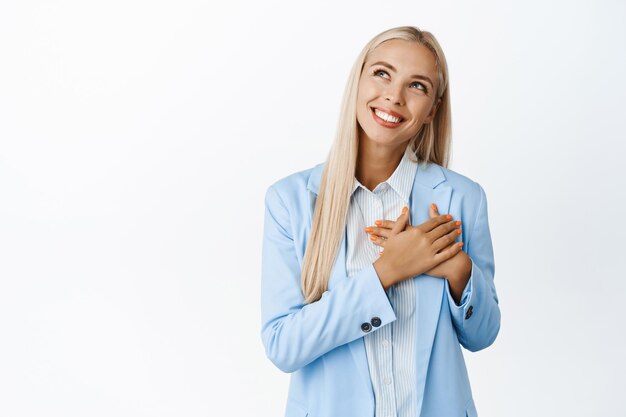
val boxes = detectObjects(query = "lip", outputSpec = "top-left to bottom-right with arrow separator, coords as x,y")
370,107 -> 406,128
371,106 -> 405,120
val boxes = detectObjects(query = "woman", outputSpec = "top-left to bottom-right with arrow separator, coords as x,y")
260,26 -> 500,417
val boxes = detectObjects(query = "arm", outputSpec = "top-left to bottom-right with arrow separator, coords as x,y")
444,182 -> 501,351
447,255 -> 472,305
260,185 -> 397,373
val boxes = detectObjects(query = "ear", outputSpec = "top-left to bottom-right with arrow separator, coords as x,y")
423,98 -> 442,124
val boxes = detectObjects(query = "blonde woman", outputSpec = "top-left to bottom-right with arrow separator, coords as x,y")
261,25 -> 500,417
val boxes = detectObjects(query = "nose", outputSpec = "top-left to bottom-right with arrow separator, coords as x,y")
383,82 -> 403,105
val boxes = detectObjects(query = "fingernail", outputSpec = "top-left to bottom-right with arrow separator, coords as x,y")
402,206 -> 407,214
370,235 -> 377,241
458,242 -> 464,247
431,203 -> 437,211
375,220 -> 382,226
457,229 -> 462,234
365,227 -> 373,233
456,221 -> 461,226
446,214 -> 452,220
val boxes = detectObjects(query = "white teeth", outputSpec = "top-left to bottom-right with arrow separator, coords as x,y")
374,109 -> 402,123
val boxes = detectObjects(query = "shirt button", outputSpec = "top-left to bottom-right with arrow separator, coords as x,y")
383,377 -> 392,385
361,322 -> 372,332
465,305 -> 474,320
371,316 -> 382,327
382,339 -> 389,348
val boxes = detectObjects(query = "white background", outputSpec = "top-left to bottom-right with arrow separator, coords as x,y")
1,1 -> 625,416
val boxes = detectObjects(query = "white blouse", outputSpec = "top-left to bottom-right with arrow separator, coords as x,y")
346,145 -> 470,417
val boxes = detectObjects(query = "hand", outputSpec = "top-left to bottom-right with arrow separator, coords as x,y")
371,204 -> 465,289
368,203 -> 471,284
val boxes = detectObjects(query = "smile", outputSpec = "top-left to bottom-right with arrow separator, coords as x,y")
370,107 -> 405,128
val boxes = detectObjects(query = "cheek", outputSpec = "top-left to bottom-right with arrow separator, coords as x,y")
357,84 -> 379,114
355,103 -> 370,128
408,100 -> 432,120
355,86 -> 368,106
356,88 -> 372,118
357,78 -> 378,99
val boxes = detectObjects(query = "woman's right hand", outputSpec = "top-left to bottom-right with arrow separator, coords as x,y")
372,208 -> 463,290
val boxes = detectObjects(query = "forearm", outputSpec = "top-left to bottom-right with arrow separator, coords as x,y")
262,263 -> 397,373
447,256 -> 472,305
446,258 -> 500,352
373,257 -> 400,290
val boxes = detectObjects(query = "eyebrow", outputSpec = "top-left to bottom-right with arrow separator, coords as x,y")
369,60 -> 434,88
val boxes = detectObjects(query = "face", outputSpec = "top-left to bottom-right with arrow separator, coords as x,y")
356,39 -> 441,148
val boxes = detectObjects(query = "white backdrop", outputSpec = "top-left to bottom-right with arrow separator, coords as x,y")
1,1 -> 625,416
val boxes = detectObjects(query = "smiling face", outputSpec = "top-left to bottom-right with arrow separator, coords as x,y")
356,39 -> 441,149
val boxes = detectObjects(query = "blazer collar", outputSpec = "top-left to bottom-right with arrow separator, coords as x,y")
306,157 -> 448,195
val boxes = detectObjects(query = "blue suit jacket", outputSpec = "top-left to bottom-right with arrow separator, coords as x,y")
261,160 -> 501,417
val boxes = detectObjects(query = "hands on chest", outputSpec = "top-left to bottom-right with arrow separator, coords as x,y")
369,202 -> 472,300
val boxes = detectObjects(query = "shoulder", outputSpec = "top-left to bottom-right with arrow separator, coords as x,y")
266,163 -> 324,198
444,167 -> 483,193
434,164 -> 490,228
264,162 -> 323,211
438,164 -> 487,200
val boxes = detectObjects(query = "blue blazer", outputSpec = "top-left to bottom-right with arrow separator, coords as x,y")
261,160 -> 501,417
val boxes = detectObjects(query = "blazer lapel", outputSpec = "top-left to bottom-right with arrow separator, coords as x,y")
409,161 -> 452,413
305,159 -> 453,401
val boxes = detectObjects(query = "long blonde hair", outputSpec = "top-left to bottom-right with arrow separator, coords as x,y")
301,26 -> 452,304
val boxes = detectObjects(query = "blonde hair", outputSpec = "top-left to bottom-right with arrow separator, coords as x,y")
301,25 -> 452,304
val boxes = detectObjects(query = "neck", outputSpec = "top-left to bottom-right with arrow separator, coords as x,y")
355,136 -> 408,192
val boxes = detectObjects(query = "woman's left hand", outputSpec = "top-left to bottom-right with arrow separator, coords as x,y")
366,203 -> 472,284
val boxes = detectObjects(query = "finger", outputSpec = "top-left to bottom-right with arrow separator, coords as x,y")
430,202 -> 439,219
435,241 -> 456,254
369,233 -> 386,247
428,219 -> 462,243
433,240 -> 464,263
371,220 -> 396,231
433,225 -> 463,252
365,226 -> 393,239
418,213 -> 455,233
365,220 -> 396,233
391,206 -> 410,235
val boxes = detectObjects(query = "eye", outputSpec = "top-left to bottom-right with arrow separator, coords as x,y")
410,81 -> 428,93
372,68 -> 390,79
373,68 -> 429,93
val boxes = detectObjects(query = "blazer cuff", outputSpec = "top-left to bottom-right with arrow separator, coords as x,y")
348,263 -> 397,335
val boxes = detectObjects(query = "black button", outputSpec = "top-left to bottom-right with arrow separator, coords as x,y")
465,305 -> 474,320
371,317 -> 382,327
361,322 -> 372,332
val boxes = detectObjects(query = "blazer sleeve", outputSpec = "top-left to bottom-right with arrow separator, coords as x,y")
260,185 -> 397,373
444,182 -> 501,351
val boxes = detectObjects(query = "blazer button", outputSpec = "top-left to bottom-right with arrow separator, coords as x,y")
371,317 -> 382,327
361,322 -> 372,332
465,305 -> 474,320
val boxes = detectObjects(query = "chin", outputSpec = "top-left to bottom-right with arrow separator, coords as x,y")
363,134 -> 402,146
